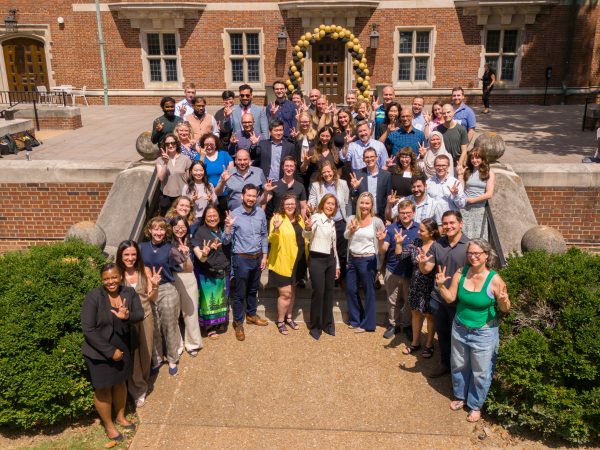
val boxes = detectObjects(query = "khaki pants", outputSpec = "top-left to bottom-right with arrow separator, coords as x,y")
128,312 -> 154,401
152,282 -> 181,365
175,272 -> 203,353
384,271 -> 411,328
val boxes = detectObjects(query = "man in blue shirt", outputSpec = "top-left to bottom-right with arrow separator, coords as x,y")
451,87 -> 476,142
378,199 -> 420,340
214,149 -> 266,210
227,184 -> 269,341
385,108 -> 426,156
411,96 -> 426,131
266,80 -> 297,139
373,85 -> 396,139
341,121 -> 388,170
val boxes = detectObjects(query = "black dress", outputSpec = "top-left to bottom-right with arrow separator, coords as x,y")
84,308 -> 133,389
269,222 -> 307,288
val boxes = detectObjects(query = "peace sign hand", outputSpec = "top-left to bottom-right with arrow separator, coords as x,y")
160,148 -> 169,163
394,228 -> 406,245
209,237 -> 222,251
456,165 -> 465,178
289,127 -> 299,139
386,157 -> 396,168
418,142 -> 427,158
348,218 -> 359,234
224,210 -> 236,229
423,110 -> 431,124
498,284 -> 510,305
376,227 -> 387,242
435,265 -> 451,287
449,180 -> 460,196
111,298 -> 129,320
272,214 -> 283,230
271,102 -> 279,115
220,165 -> 231,183
249,131 -> 260,146
349,172 -> 363,191
344,129 -> 355,145
387,123 -> 398,133
154,119 -> 164,133
264,179 -> 275,193
416,247 -> 434,264
387,189 -> 398,206
150,267 -> 163,286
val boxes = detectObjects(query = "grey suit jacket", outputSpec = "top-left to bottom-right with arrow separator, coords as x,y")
231,103 -> 269,140
352,168 -> 392,219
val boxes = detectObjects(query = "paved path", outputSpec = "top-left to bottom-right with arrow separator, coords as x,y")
1,104 -> 597,164
132,325 -> 477,449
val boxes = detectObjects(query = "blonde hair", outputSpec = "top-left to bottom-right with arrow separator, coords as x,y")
354,192 -> 375,221
174,121 -> 195,142
297,111 -> 317,140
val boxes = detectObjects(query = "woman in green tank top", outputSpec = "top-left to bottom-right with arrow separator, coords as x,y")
436,238 -> 511,423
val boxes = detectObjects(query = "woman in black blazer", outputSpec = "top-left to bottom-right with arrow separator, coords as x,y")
81,263 -> 144,442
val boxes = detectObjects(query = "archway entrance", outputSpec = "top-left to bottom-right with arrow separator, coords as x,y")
2,37 -> 48,91
312,37 -> 345,103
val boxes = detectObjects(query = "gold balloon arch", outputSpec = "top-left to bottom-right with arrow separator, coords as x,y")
286,24 -> 371,101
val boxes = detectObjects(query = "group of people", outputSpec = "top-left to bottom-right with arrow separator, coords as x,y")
81,81 -> 510,441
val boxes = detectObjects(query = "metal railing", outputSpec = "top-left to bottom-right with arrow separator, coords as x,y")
581,94 -> 600,131
0,90 -> 70,131
486,201 -> 507,268
128,167 -> 161,242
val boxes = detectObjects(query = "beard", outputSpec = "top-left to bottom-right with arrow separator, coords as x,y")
164,110 -> 175,119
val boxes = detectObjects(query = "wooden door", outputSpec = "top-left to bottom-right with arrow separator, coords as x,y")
312,37 -> 345,103
3,38 -> 48,92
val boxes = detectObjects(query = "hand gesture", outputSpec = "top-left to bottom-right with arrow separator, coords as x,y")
112,348 -> 124,362
209,237 -> 222,251
387,189 -> 398,206
416,247 -> 434,264
449,180 -> 460,197
220,165 -> 231,183
160,148 -> 169,163
249,131 -> 260,146
498,284 -> 509,304
150,267 -> 162,286
270,102 -> 279,116
272,214 -> 283,230
394,228 -> 406,245
348,218 -> 359,234
263,178 -> 275,193
198,146 -> 207,160
224,210 -> 236,229
329,102 -> 338,115
423,110 -> 431,124
304,216 -> 313,231
177,237 -> 189,256
387,122 -> 398,133
349,172 -> 363,191
300,100 -> 309,113
371,96 -> 380,111
200,239 -> 212,257
224,104 -> 233,118
306,203 -> 316,216
179,107 -> 186,118
230,133 -> 238,146
111,298 -> 129,320
386,157 -> 396,168
376,227 -> 387,242
456,165 -> 465,178
418,142 -> 427,158
344,129 -> 355,146
435,265 -> 451,287
289,127 -> 299,139
154,119 -> 164,133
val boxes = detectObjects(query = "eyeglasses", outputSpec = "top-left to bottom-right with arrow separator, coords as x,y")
434,164 -> 448,168
466,251 -> 485,258
173,225 -> 187,231
241,121 -> 254,124
240,94 -> 252,98
204,143 -> 216,148
165,142 -> 177,147
363,156 -> 376,160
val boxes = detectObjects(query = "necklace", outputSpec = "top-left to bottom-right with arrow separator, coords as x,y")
151,242 -> 161,253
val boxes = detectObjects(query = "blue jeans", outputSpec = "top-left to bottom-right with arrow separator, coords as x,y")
451,319 -> 499,411
231,255 -> 261,322
345,255 -> 377,331
430,297 -> 456,369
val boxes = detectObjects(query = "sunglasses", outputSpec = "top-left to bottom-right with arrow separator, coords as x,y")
165,142 -> 177,147
240,94 -> 252,98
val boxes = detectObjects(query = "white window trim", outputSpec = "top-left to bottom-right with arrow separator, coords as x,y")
140,30 -> 183,89
392,27 -> 436,89
480,28 -> 524,88
222,28 -> 264,90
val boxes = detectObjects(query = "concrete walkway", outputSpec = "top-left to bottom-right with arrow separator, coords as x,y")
132,325 -> 477,449
0,104 -> 597,164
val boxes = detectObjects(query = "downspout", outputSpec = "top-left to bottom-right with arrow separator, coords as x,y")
95,0 -> 109,106
560,1 -> 579,104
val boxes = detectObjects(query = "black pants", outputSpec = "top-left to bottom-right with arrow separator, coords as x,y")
309,252 -> 336,334
430,298 -> 457,369
482,86 -> 493,108
159,194 -> 178,216
334,219 -> 348,280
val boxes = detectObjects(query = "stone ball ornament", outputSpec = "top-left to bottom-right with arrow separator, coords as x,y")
286,24 -> 371,100
136,131 -> 160,161
473,131 -> 506,163
521,225 -> 567,254
66,221 -> 107,251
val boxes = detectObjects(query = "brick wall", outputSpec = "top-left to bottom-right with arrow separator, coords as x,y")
525,186 -> 600,249
38,115 -> 83,130
0,182 -> 112,253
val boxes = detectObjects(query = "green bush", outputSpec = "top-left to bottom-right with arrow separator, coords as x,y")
0,239 -> 107,429
488,248 -> 600,445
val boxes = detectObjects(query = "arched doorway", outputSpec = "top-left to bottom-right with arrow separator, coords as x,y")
312,37 -> 345,103
2,37 -> 48,91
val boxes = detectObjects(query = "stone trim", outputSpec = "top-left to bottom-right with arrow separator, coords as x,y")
454,0 -> 557,26
107,2 -> 206,30
511,163 -> 600,188
279,1 -> 379,28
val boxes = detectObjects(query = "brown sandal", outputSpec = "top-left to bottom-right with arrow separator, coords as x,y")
402,344 -> 421,355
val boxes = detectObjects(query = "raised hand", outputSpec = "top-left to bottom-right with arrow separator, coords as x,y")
289,127 -> 299,139
456,165 -> 465,178
371,96 -> 380,111
387,122 -> 398,133
179,107 -> 186,118
209,237 -> 222,251
220,165 -> 231,183
224,210 -> 236,229
224,105 -> 233,117
418,142 -> 427,158
200,239 -> 211,257
349,172 -> 363,191
150,267 -> 162,286
270,101 -> 279,115
111,298 -> 129,320
160,148 -> 169,163
376,227 -> 387,242
177,237 -> 189,256
387,189 -> 398,205
386,157 -> 396,168
435,265 -> 451,287
154,119 -> 164,133
304,216 -> 313,231
449,180 -> 460,196
394,228 -> 406,245
348,218 -> 359,234
272,214 -> 283,231
263,178 -> 275,193
416,247 -> 434,264
344,129 -> 355,146
249,131 -> 260,146
306,203 -> 316,215
423,110 -> 431,124
498,284 -> 509,305
229,133 -> 238,146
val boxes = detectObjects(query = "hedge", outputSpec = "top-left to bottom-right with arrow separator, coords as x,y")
0,240 -> 106,429
489,248 -> 600,445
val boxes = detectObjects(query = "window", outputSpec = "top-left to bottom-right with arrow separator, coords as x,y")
227,31 -> 262,85
144,32 -> 180,85
484,30 -> 519,82
395,30 -> 432,84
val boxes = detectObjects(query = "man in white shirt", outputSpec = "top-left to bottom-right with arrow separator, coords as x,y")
387,174 -> 445,226
175,82 -> 196,118
341,120 -> 388,171
426,155 -> 466,212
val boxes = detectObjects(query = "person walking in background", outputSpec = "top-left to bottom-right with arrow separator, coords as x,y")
436,238 -> 510,422
268,195 -> 308,335
481,64 -> 496,114
304,193 -> 340,340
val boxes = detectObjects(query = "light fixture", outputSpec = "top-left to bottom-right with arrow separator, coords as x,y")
57,17 -> 65,25
4,8 -> 17,32
369,24 -> 379,49
277,26 -> 287,51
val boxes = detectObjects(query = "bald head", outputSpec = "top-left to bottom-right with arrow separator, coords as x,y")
441,104 -> 454,125
241,113 -> 254,132
400,107 -> 413,129
382,86 -> 395,104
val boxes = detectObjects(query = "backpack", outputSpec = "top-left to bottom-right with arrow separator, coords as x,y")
0,134 -> 18,155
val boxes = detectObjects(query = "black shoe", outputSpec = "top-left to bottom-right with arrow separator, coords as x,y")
309,329 -> 321,340
324,326 -> 335,336
383,325 -> 396,339
427,365 -> 450,378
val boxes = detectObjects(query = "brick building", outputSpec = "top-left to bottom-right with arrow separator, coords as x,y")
0,0 -> 598,106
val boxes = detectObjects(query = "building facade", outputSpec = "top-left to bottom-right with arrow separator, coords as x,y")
0,0 -> 598,105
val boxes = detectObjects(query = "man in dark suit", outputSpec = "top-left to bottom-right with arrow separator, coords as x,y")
251,119 -> 298,182
349,147 -> 392,220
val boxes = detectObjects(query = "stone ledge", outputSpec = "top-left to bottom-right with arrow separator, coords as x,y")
0,161 -> 131,183
510,163 -> 600,188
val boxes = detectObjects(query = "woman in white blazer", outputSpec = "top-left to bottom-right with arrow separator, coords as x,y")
303,193 -> 340,340
307,160 -> 350,284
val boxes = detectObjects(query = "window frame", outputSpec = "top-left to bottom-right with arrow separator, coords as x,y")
392,27 -> 435,88
482,28 -> 522,87
140,31 -> 183,88
223,29 -> 264,89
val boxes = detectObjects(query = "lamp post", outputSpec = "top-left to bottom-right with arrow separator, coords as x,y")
369,24 -> 379,49
4,8 -> 17,32
277,26 -> 287,50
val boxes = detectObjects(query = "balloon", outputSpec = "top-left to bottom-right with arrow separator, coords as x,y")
359,63 -> 366,70
332,32 -> 339,39
336,26 -> 343,33
339,30 -> 346,38
364,69 -> 369,76
296,51 -> 303,58
294,45 -> 300,52
347,42 -> 354,49
362,57 -> 367,64
294,71 -> 300,78
358,95 -> 364,100
365,75 -> 371,81
300,58 -> 305,64
353,59 -> 360,66
319,24 -> 326,30
319,30 -> 325,38
357,77 -> 364,84
304,32 -> 312,40
314,28 -> 320,34
325,25 -> 331,33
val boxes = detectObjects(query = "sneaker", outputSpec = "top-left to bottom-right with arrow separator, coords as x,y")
383,325 -> 396,339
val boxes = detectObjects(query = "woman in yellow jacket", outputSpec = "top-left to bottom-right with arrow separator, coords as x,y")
268,194 -> 308,335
